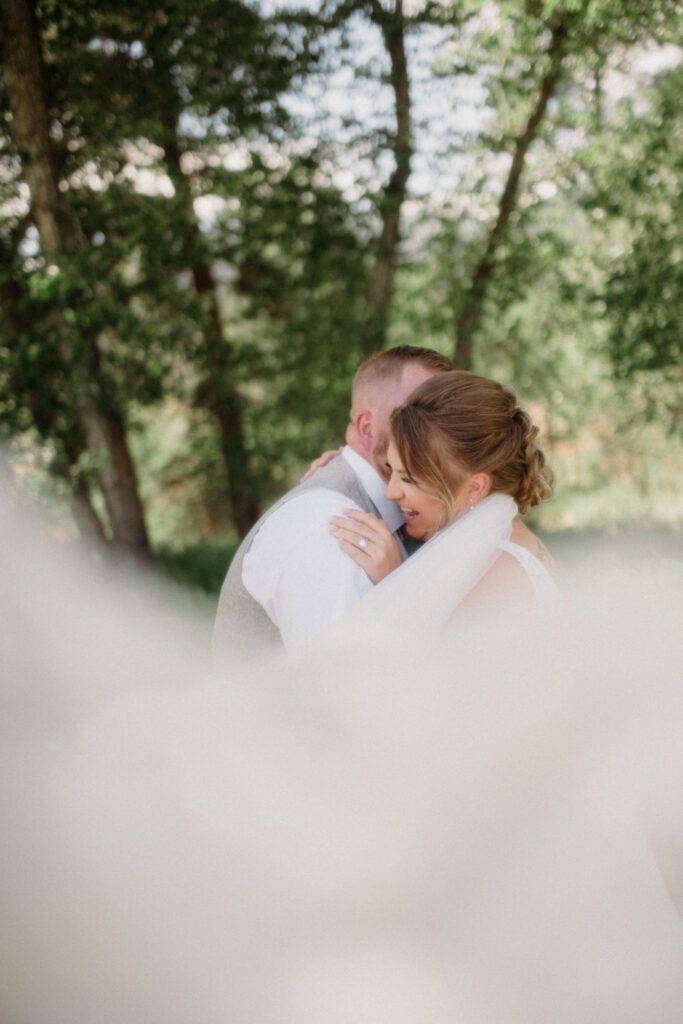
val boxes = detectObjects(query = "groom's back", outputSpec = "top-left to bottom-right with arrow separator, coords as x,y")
212,455 -> 377,665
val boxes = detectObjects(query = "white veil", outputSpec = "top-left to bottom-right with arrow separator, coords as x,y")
3,477 -> 683,1023
326,492 -> 516,644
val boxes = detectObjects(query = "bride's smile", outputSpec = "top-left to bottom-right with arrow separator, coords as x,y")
384,440 -> 445,540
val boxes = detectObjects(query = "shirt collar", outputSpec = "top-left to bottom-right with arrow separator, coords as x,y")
341,445 -> 404,533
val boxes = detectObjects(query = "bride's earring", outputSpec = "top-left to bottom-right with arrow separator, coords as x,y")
468,497 -> 475,512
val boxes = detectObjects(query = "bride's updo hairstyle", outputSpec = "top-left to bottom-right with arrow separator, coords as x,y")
390,370 -> 554,520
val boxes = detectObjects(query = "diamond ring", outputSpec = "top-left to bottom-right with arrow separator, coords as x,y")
358,537 -> 369,550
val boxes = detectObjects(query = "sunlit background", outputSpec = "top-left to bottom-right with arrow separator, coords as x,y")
2,0 -> 682,593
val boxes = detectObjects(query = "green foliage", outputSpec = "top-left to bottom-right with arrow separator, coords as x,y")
2,0 -> 682,547
42,0 -> 309,155
598,67 -> 683,378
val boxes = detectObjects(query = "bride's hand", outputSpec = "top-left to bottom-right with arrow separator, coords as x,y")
329,509 -> 403,584
299,448 -> 341,483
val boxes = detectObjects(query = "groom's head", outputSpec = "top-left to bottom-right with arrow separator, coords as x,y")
348,346 -> 454,479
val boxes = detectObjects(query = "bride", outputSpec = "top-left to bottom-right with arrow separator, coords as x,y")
329,370 -> 557,634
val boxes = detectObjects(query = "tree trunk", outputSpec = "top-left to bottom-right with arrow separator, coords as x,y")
50,424 -> 109,545
1,0 -> 151,559
191,263 -> 261,537
454,20 -> 569,370
0,245 -> 110,546
28,390 -> 110,546
68,478 -> 109,545
77,396 -> 150,551
362,0 -> 413,356
31,397 -> 110,547
160,108 -> 261,537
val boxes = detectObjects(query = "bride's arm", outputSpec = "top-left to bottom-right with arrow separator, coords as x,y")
329,509 -> 403,584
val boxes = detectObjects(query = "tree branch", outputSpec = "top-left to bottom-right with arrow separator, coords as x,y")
454,18 -> 570,369
362,0 -> 412,355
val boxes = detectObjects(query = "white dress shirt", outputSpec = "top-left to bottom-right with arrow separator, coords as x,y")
241,447 -> 405,648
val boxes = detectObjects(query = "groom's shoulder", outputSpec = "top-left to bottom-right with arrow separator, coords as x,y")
245,454 -> 369,543
265,453 -> 360,508
215,453 -> 371,629
294,453 -> 359,495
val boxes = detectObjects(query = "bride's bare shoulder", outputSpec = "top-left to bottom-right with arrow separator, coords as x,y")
451,518 -> 555,626
454,549 -> 534,623
510,518 -> 556,573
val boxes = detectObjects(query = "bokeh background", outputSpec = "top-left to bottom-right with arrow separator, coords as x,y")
2,0 -> 681,595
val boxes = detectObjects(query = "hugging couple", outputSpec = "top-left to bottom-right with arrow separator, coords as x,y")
213,346 -> 557,664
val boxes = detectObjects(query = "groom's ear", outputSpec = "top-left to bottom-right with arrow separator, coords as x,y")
355,409 -> 374,454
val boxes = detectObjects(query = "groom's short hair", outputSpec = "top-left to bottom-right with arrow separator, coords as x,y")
352,346 -> 454,401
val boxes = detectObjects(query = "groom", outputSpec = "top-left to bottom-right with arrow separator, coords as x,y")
212,346 -> 454,662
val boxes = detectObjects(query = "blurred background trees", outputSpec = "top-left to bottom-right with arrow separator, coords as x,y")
1,0 -> 681,583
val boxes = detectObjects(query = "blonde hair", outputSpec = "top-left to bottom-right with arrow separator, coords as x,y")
390,371 -> 554,517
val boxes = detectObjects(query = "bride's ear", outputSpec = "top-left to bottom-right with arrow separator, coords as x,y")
470,472 -> 492,504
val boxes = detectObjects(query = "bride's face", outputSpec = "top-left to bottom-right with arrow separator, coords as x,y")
384,440 -> 447,540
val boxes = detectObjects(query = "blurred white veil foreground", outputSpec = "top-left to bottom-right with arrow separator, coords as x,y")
2,478 -> 683,1024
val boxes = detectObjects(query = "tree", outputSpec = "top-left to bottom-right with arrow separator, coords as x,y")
1,0 -> 319,538
227,150 -> 372,469
598,65 -> 683,381
0,225 -> 108,543
454,10 -> 570,369
1,0 -> 151,557
359,0 -> 414,356
47,0 -> 317,535
450,0 -> 683,369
